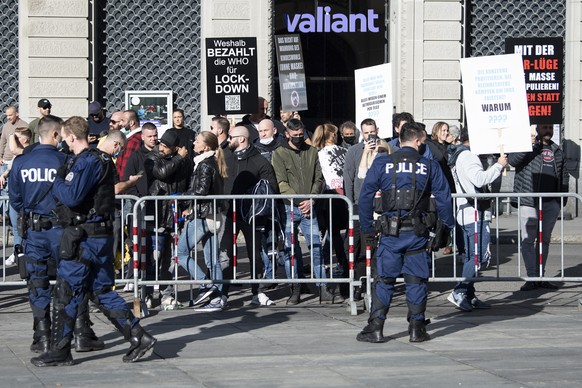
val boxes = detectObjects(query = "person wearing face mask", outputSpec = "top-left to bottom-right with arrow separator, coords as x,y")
272,119 -> 342,304
508,124 -> 569,292
447,127 -> 507,312
339,121 -> 358,148
356,122 -> 454,344
253,118 -> 284,162
219,126 -> 279,308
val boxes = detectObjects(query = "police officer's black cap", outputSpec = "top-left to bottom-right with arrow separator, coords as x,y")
160,130 -> 179,148
38,99 -> 52,109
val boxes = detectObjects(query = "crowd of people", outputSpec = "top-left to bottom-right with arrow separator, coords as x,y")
0,95 -> 570,363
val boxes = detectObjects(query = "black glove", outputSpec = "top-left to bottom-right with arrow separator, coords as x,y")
56,163 -> 68,179
361,232 -> 378,250
428,220 -> 450,252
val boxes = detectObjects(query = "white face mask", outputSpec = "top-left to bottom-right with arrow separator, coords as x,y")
259,137 -> 273,145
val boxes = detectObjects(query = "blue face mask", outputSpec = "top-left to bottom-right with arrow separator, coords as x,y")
112,150 -> 121,158
56,141 -> 63,151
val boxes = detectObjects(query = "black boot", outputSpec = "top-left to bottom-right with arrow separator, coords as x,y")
409,319 -> 431,343
74,314 -> 105,352
30,318 -> 51,354
356,317 -> 389,343
122,323 -> 157,363
286,285 -> 301,305
31,295 -> 74,367
319,285 -> 344,304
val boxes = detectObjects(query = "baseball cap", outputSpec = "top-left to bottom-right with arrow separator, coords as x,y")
89,101 -> 102,115
38,99 -> 52,109
160,130 -> 179,148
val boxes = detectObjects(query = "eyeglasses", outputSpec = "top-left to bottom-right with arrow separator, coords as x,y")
228,135 -> 245,140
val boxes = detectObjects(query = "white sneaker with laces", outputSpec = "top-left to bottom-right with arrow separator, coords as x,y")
251,292 -> 275,306
195,296 -> 226,312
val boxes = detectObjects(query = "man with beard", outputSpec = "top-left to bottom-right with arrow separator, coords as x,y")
508,124 -> 569,292
115,110 -> 142,179
219,126 -> 279,307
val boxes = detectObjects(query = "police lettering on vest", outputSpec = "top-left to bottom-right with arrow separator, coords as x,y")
381,152 -> 430,213
20,168 -> 57,183
385,161 -> 428,175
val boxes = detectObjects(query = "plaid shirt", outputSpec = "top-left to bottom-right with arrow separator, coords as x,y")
116,131 -> 142,178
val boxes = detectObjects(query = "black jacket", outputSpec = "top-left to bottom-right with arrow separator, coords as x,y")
123,143 -> 151,197
224,144 -> 278,196
144,148 -> 192,228
186,155 -> 225,218
508,141 -> 569,207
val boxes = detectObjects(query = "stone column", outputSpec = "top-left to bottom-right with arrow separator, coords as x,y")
19,0 -> 89,122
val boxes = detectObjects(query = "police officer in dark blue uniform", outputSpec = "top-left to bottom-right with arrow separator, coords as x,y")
9,115 -> 103,354
356,122 -> 454,343
31,117 -> 156,367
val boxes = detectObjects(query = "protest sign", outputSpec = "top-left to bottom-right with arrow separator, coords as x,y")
206,37 -> 258,115
460,53 -> 531,155
275,34 -> 308,112
354,63 -> 393,139
505,37 -> 563,125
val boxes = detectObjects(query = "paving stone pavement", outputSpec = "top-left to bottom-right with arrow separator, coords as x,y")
1,211 -> 582,387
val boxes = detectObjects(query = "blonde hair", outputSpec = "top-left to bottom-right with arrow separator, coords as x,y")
312,123 -> 338,150
198,131 -> 228,178
431,121 -> 449,142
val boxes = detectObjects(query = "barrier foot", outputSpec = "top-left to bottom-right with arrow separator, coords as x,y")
346,300 -> 358,316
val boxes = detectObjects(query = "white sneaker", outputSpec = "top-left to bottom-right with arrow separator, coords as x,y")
195,296 -> 226,312
447,291 -> 472,312
190,285 -> 217,307
5,254 -> 15,266
251,292 -> 275,306
123,282 -> 134,292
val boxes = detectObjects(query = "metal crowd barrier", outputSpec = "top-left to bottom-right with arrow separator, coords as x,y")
359,192 -> 581,312
128,194 -> 358,315
2,192 -> 581,317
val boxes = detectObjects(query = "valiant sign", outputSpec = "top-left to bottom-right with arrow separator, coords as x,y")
285,6 -> 380,33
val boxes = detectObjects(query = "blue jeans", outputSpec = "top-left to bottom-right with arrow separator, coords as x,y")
177,218 -> 222,292
454,220 -> 490,298
280,204 -> 325,283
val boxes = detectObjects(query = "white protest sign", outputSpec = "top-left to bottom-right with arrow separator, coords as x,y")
460,54 -> 532,155
355,63 -> 393,139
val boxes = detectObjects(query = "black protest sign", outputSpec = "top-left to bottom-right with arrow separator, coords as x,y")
206,37 -> 258,115
505,37 -> 563,124
275,34 -> 308,111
